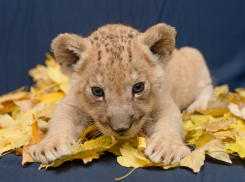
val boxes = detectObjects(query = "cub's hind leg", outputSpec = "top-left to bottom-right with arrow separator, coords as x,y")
186,84 -> 213,113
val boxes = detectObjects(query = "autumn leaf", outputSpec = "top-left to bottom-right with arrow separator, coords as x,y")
195,131 -> 216,148
36,92 -> 65,104
207,85 -> 230,109
29,64 -> 50,82
22,145 -> 36,167
117,142 -> 151,168
197,109 -> 229,117
40,136 -> 117,169
180,139 -> 231,173
228,103 -> 245,120
225,134 -> 245,158
190,115 -> 215,127
0,88 -> 28,104
14,100 -> 34,112
204,118 -> 237,132
32,114 -> 44,144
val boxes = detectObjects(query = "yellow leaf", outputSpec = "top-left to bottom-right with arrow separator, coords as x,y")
180,140 -> 231,173
204,118 -> 237,132
183,120 -> 195,130
185,129 -> 204,144
184,129 -> 197,140
235,88 -> 245,98
135,137 -> 151,163
40,136 -> 117,169
14,100 -> 34,112
195,131 -> 216,148
59,82 -> 71,95
197,109 -> 229,117
46,59 -> 70,85
225,134 -> 245,158
37,119 -> 50,133
190,115 -> 214,127
228,103 -> 245,120
213,129 -> 237,138
22,145 -> 36,167
117,142 -> 151,168
207,85 -> 230,109
0,88 -> 28,104
0,101 -> 16,114
32,115 -> 44,144
36,92 -> 64,104
214,84 -> 229,96
108,141 -> 125,156
0,114 -> 17,129
28,64 -> 49,81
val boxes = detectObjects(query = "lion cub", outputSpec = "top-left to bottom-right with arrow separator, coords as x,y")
29,23 -> 213,165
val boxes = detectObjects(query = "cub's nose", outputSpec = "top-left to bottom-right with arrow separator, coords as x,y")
109,124 -> 132,135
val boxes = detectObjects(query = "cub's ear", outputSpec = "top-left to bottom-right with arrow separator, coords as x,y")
51,33 -> 87,76
140,23 -> 177,66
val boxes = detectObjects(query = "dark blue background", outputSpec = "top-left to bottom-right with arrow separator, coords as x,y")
0,0 -> 245,181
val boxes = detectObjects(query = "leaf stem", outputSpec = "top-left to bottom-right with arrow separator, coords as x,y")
115,168 -> 137,181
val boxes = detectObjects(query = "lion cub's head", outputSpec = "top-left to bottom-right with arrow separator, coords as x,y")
51,23 -> 176,139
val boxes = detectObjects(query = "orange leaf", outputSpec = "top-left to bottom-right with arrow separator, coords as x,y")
32,114 -> 44,144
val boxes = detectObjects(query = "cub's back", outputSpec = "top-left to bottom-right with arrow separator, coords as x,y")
166,47 -> 212,110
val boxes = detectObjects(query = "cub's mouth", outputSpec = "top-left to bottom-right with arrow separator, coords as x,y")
94,116 -> 146,140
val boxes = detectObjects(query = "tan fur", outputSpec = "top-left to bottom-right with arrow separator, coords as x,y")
29,23 -> 213,165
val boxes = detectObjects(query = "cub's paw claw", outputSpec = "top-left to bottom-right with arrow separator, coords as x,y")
29,136 -> 76,164
144,135 -> 190,165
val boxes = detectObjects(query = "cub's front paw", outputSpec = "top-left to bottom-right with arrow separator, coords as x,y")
144,135 -> 190,165
29,136 -> 76,164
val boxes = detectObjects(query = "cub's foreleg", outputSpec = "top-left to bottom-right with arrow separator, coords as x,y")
144,95 -> 190,165
29,95 -> 88,164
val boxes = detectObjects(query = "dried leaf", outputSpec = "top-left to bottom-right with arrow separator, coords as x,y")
0,89 -> 28,104
40,136 -> 117,169
207,85 -> 230,109
29,64 -> 49,81
32,115 -> 44,144
36,92 -> 64,104
15,148 -> 23,156
22,145 -> 35,167
14,100 -> 34,112
228,103 -> 245,120
225,134 -> 245,159
195,131 -> 216,148
180,140 -> 231,173
190,115 -> 215,127
204,118 -> 237,132
197,109 -> 229,117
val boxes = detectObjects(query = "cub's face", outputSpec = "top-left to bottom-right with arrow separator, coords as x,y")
51,24 -> 176,139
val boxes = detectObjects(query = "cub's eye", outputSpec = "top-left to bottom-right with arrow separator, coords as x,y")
92,87 -> 104,97
132,82 -> 144,94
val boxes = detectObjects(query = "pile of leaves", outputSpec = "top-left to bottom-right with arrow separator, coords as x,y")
1,54 -> 245,180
